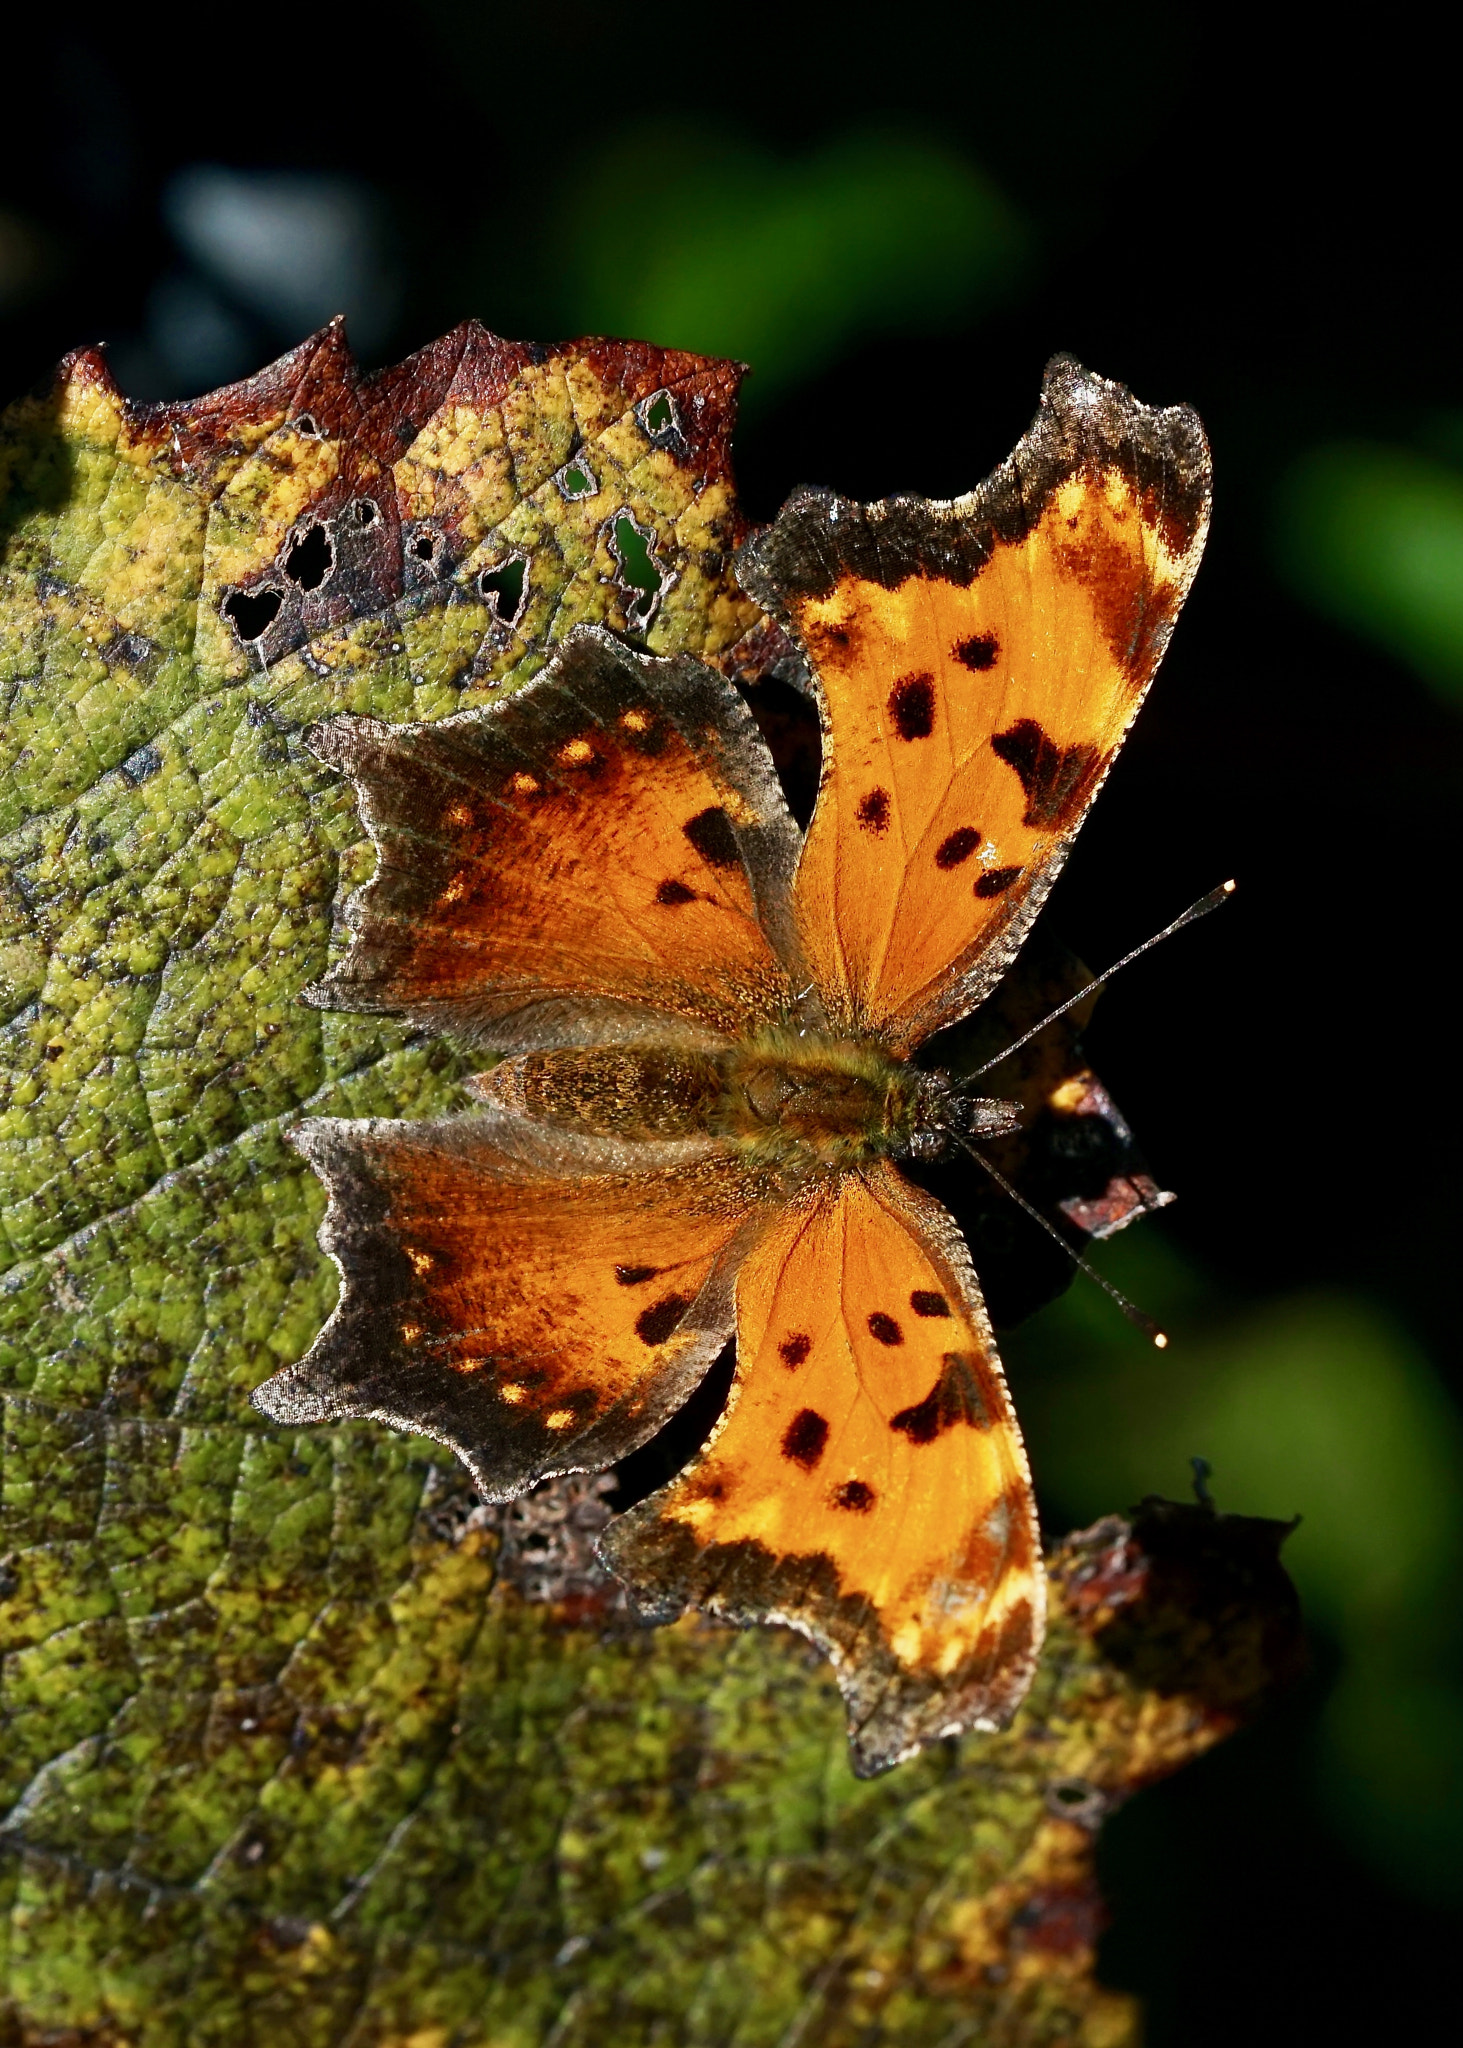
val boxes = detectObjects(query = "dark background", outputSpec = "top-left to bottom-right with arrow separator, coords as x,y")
5,5 -> 1460,2038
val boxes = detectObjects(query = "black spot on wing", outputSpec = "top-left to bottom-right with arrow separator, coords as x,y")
683,806 -> 741,869
867,1312 -> 903,1347
782,1408 -> 829,1470
778,1332 -> 811,1369
616,1264 -> 659,1287
889,672 -> 935,741
857,787 -> 891,834
636,1293 -> 691,1344
910,1290 -> 951,1317
991,718 -> 1104,830
955,632 -> 999,671
975,865 -> 1023,899
655,879 -> 696,906
833,1479 -> 876,1512
890,1352 -> 992,1443
935,827 -> 981,869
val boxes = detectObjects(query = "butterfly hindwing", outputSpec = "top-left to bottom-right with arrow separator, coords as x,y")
738,355 -> 1212,1049
256,1114 -> 770,1498
308,625 -> 804,1050
601,1158 -> 1043,1773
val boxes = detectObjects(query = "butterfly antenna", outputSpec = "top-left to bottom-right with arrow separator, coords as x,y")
958,1138 -> 1169,1347
970,880 -> 1236,1081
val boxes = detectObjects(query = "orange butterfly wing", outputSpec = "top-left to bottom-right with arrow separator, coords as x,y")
739,356 -> 1211,1049
257,1113 -> 771,1495
602,1159 -> 1042,1774
309,626 -> 803,1049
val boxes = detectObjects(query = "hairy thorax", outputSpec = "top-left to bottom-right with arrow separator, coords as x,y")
483,1027 -> 1019,1174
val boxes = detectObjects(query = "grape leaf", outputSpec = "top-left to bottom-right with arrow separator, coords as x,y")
0,324 -> 1287,2046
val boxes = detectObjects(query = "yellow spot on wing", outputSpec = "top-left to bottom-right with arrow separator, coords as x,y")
501,1383 -> 527,1404
621,707 -> 650,732
559,738 -> 594,765
406,1248 -> 434,1276
510,772 -> 540,794
545,1408 -> 575,1430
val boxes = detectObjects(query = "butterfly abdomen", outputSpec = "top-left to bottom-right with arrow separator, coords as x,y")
482,1047 -> 724,1139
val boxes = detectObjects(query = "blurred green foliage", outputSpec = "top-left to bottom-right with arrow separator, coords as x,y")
1274,444 -> 1463,699
1005,1230 -> 1463,1903
548,124 -> 1028,406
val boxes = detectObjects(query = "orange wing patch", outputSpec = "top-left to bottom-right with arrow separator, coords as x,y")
308,626 -> 803,1049
739,355 -> 1211,1050
255,1115 -> 771,1497
603,1159 -> 1043,1774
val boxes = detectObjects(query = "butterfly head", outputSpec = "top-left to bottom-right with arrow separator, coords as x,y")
896,1071 -> 1024,1165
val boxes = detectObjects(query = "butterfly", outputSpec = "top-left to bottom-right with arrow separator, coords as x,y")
254,355 -> 1211,1775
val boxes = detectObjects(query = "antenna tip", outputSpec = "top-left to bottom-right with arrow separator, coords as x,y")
1153,1330 -> 1170,1349
1222,878 -> 1237,894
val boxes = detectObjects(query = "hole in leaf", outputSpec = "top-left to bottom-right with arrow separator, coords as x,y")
223,588 -> 283,642
559,459 -> 596,500
283,523 -> 334,591
411,533 -> 436,562
1044,1776 -> 1107,1826
478,555 -> 528,629
352,497 -> 380,528
609,511 -> 665,626
638,389 -> 681,444
292,413 -> 321,437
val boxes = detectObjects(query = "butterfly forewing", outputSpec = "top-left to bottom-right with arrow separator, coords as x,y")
602,1159 -> 1043,1773
256,1115 -> 771,1498
308,625 -> 804,1050
739,356 -> 1211,1050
